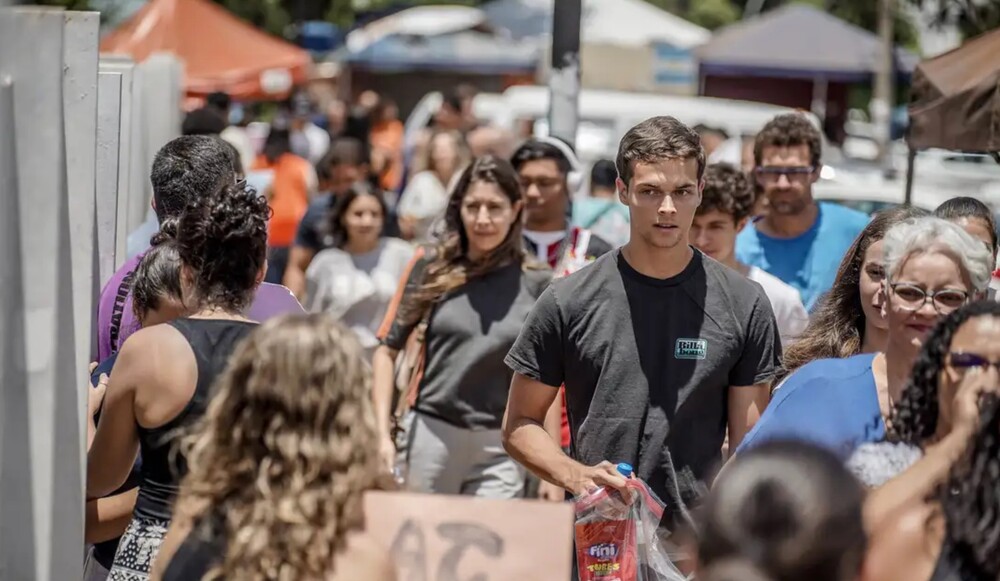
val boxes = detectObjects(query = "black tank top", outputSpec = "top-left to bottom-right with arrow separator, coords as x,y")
161,516 -> 225,581
133,318 -> 257,521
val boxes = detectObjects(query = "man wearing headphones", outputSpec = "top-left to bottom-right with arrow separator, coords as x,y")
511,137 -> 614,271
511,137 -> 613,501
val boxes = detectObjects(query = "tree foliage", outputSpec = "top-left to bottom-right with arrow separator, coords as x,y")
905,0 -> 1000,39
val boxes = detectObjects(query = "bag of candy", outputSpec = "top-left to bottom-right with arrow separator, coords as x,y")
574,463 -> 687,581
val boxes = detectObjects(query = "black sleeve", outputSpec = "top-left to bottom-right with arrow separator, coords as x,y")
376,246 -> 434,350
293,201 -> 328,251
504,284 -> 565,388
730,290 -> 782,386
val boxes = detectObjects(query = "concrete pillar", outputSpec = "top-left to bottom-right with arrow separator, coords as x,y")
0,7 -> 99,579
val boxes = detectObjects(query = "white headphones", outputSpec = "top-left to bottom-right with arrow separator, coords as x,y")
525,135 -> 584,195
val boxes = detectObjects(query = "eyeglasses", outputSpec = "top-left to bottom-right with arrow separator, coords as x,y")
754,166 -> 815,184
946,352 -> 1000,373
889,282 -> 970,314
519,178 -> 563,193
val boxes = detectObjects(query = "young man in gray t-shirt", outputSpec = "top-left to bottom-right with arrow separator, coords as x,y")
503,117 -> 780,549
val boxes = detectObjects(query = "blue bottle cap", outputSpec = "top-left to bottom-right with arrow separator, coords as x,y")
616,463 -> 633,478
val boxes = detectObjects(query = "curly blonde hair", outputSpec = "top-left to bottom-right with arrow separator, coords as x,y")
174,314 -> 383,580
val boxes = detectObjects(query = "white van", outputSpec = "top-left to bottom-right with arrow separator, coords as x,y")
489,85 -> 830,164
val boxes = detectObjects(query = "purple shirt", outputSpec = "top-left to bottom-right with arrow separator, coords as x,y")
95,254 -> 305,361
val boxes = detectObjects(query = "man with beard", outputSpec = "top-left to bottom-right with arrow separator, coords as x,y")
736,114 -> 869,311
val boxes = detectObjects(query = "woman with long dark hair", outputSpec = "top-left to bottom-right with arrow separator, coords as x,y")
304,183 -> 414,356
150,315 -> 394,581
371,155 -> 551,498
87,180 -> 269,581
776,205 -> 928,384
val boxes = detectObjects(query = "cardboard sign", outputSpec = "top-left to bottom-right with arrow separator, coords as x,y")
364,491 -> 574,581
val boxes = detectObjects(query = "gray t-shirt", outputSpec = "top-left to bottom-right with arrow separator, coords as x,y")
505,249 -> 780,530
304,238 -> 415,353
380,254 -> 552,430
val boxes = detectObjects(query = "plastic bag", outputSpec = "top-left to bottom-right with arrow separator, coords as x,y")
574,477 -> 687,581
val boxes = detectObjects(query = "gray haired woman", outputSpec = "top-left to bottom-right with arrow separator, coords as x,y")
739,217 -> 993,479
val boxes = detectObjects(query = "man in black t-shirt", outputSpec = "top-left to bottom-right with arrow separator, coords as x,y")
503,117 -> 780,542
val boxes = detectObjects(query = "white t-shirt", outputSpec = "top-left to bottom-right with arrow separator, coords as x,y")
748,266 -> 809,348
398,170 -> 461,242
304,238 -> 415,354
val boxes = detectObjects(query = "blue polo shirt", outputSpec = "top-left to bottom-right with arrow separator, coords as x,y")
736,353 -> 884,458
736,202 -> 870,311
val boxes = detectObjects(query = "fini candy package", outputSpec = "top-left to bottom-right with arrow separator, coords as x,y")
573,464 -> 687,581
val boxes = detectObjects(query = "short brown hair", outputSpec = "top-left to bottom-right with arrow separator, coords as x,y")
697,163 -> 755,222
616,116 -> 705,187
754,113 -> 822,168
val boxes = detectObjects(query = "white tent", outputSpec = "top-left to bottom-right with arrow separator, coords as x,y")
482,0 -> 709,93
483,0 -> 709,47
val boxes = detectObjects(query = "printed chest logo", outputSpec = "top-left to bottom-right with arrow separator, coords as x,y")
675,338 -> 707,360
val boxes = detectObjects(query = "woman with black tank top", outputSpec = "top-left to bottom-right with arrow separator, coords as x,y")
84,225 -> 185,581
86,179 -> 269,581
148,315 -> 394,581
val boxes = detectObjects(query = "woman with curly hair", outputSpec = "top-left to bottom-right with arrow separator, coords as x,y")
87,180 -> 269,581
150,315 -> 394,581
774,205 -> 928,385
738,217 -> 993,460
372,155 -> 551,497
863,392 -> 1000,581
853,300 -> 1000,531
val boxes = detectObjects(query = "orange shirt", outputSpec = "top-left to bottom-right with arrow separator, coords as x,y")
253,153 -> 312,248
370,120 -> 404,192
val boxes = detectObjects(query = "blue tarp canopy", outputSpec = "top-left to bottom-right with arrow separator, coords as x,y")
344,29 -> 538,73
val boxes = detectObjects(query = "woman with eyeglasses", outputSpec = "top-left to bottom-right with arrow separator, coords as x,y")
857,300 -> 1000,536
736,217 -> 993,465
775,205 -> 929,386
371,155 -> 551,498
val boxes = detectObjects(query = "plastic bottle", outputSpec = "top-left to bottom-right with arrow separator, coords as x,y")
575,462 -> 639,581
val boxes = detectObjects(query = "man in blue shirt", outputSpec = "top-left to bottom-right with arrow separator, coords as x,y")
737,114 -> 869,311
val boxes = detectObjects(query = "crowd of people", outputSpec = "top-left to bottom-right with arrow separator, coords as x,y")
80,84 -> 1000,581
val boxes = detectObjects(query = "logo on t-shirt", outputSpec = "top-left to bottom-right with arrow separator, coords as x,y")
675,338 -> 707,360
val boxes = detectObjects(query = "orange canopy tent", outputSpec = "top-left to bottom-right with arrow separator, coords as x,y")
101,0 -> 312,100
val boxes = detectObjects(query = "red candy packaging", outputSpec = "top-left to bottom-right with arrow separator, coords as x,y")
573,465 -> 687,581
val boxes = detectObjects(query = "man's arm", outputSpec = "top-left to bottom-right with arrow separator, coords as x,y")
85,488 -> 138,544
727,383 -> 770,450
728,289 -> 780,450
503,373 -> 626,497
283,245 -> 316,300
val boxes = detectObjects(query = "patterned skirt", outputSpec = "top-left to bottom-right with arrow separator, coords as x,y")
107,517 -> 170,581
